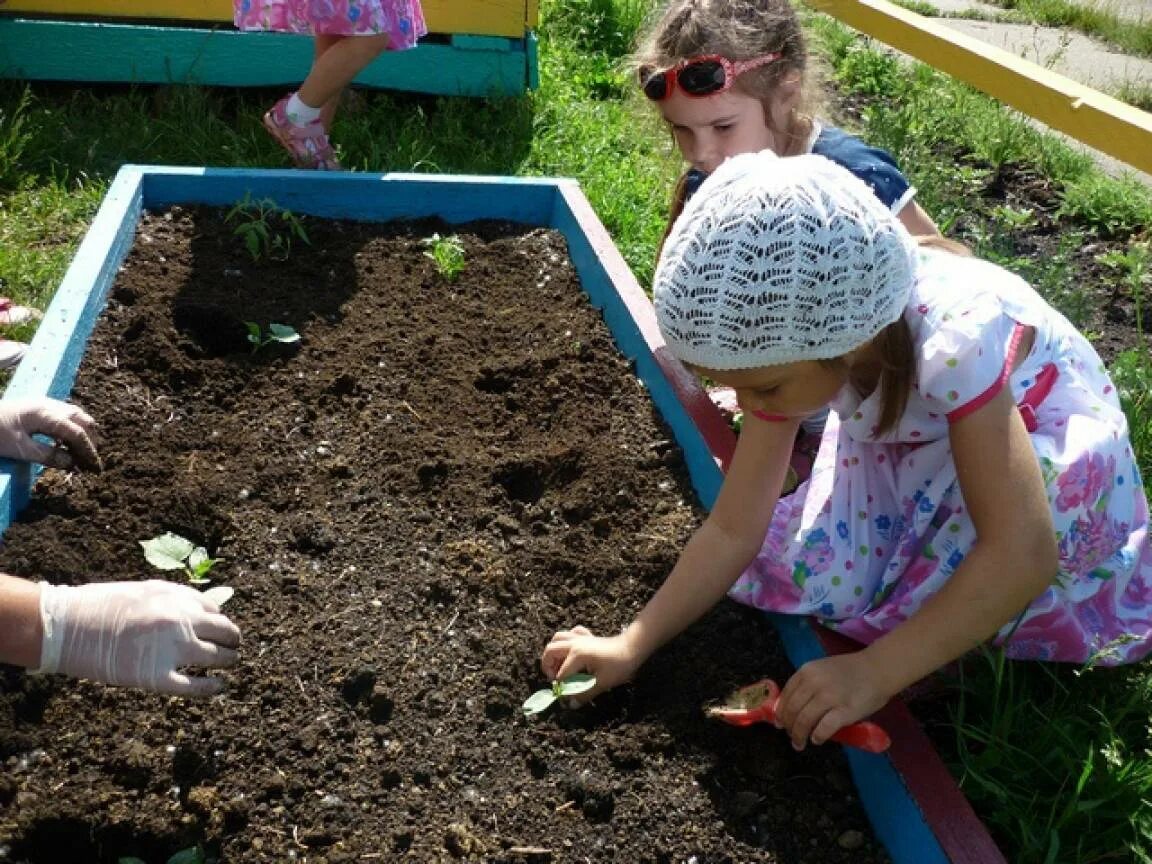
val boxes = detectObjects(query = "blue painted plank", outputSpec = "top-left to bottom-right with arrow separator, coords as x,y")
0,165 -> 952,864
0,18 -> 535,96
135,167 -> 562,226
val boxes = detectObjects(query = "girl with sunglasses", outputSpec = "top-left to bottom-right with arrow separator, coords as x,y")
636,0 -> 939,242
235,0 -> 426,170
635,0 -> 941,488
542,152 -> 1152,749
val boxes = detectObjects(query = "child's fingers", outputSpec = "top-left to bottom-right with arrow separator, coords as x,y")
809,709 -> 852,746
788,695 -> 833,750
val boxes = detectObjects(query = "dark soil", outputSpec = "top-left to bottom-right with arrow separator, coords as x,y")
0,210 -> 888,864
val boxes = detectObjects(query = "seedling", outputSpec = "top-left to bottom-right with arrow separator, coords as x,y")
225,193 -> 310,262
246,321 -> 300,353
120,845 -> 208,864
421,232 -> 467,281
522,673 -> 597,715
140,532 -> 219,586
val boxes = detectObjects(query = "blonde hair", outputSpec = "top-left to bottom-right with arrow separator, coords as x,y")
635,0 -> 810,110
640,0 -> 816,257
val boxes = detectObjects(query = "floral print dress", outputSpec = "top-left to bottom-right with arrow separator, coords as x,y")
729,248 -> 1152,665
234,0 -> 426,42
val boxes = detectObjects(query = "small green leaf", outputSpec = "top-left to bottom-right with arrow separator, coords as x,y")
244,230 -> 262,260
141,533 -> 195,570
119,858 -> 148,864
522,688 -> 558,715
556,673 -> 597,697
267,323 -> 300,343
245,322 -> 262,344
167,847 -> 206,864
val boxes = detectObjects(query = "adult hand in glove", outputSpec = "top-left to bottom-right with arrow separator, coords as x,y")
0,398 -> 101,472
34,580 -> 241,696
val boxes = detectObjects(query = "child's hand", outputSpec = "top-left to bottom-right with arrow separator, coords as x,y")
774,652 -> 892,751
540,625 -> 641,705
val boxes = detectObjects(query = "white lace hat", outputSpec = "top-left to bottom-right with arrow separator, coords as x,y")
653,151 -> 918,370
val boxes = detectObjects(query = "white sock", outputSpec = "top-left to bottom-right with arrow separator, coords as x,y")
284,93 -> 322,126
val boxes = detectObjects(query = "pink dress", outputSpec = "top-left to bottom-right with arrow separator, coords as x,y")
234,0 -> 426,42
729,248 -> 1152,665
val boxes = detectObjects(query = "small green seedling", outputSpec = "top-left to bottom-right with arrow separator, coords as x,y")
246,321 -> 300,353
140,532 -> 219,586
522,673 -> 597,715
120,845 -> 208,864
421,232 -> 467,281
225,193 -> 310,262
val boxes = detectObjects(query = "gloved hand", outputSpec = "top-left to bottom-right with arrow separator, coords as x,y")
0,398 -> 101,472
33,580 -> 241,696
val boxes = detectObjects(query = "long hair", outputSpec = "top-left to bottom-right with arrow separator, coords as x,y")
639,0 -> 815,259
857,236 -> 972,437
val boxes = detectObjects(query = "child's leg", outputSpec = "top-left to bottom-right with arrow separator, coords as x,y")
312,34 -> 343,130
298,33 -> 390,125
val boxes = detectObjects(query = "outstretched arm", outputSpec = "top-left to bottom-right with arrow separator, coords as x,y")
776,384 -> 1057,747
0,575 -> 242,697
542,415 -> 802,700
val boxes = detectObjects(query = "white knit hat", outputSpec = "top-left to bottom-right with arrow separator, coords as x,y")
653,151 -> 918,370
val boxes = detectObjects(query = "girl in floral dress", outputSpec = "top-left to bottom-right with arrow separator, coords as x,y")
234,0 -> 426,169
540,152 -> 1152,749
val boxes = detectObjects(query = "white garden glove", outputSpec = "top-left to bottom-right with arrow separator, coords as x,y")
33,580 -> 241,696
0,398 -> 101,472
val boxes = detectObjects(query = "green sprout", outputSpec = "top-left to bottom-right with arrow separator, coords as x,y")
421,232 -> 467,281
246,321 -> 300,353
140,532 -> 219,586
225,193 -> 310,262
120,845 -> 208,864
522,673 -> 597,715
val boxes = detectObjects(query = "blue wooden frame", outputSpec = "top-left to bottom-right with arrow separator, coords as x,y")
0,165 -> 980,863
0,20 -> 538,96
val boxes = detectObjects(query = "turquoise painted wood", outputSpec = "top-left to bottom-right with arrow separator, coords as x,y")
0,19 -> 537,96
1,166 -> 954,864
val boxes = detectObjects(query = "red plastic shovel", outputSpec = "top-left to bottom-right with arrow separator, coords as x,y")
706,678 -> 891,754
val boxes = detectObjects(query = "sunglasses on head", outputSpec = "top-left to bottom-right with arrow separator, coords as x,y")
639,53 -> 781,101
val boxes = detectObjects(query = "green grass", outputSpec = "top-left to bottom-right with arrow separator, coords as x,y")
979,0 -> 1152,60
2,2 -> 1152,861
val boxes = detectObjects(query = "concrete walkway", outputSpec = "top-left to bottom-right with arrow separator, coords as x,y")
900,0 -> 1152,182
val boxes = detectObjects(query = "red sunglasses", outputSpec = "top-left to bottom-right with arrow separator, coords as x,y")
639,53 -> 781,101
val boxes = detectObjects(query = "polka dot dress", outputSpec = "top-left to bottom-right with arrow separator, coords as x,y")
729,249 -> 1152,665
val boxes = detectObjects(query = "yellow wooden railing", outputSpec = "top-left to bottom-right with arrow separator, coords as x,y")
809,0 -> 1152,176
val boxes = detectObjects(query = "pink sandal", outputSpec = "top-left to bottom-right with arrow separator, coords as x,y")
262,96 -> 342,171
0,298 -> 42,326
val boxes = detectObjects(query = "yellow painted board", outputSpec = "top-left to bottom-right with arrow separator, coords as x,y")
0,0 -> 535,36
809,0 -> 1152,176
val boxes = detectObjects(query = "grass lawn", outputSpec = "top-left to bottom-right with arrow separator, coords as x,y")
2,0 -> 1152,861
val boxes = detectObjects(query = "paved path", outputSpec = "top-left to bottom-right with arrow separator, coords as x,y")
895,0 -> 1152,182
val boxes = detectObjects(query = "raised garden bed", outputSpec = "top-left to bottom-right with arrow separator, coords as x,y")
0,167 -> 1002,863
